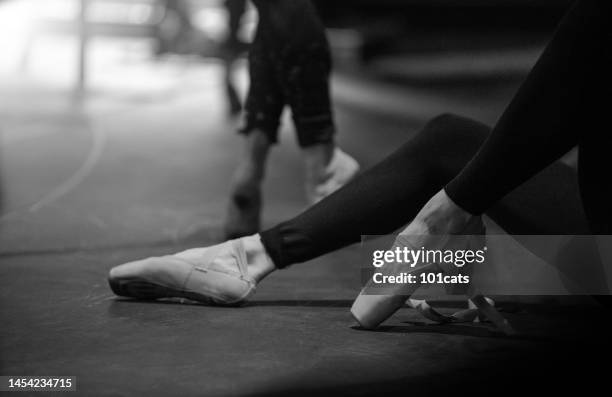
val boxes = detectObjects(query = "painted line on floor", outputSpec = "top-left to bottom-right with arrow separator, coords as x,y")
0,121 -> 107,223
29,122 -> 107,212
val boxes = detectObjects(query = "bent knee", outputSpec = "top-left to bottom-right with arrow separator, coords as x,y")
425,113 -> 472,132
422,113 -> 491,144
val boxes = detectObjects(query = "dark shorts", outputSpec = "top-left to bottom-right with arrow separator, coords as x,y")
240,1 -> 335,147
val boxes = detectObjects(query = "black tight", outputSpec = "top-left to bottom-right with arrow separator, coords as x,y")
260,114 -> 591,268
445,0 -> 612,230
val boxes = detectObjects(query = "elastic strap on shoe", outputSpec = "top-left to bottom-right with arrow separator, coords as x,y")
408,299 -> 455,324
408,298 -> 494,324
231,240 -> 255,286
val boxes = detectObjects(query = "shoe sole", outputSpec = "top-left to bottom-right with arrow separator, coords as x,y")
108,276 -> 245,306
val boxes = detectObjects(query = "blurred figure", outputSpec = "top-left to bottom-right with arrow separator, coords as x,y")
155,0 -> 248,114
154,0 -> 194,56
225,0 -> 359,239
221,0 -> 248,115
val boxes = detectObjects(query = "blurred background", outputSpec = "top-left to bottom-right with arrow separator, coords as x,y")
0,0 -> 572,253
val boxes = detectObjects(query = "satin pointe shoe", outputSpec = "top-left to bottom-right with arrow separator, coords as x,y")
108,239 -> 256,306
351,217 -> 515,335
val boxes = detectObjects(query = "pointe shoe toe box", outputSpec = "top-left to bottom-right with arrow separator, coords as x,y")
350,293 -> 408,330
108,256 -> 190,299
108,253 -> 255,305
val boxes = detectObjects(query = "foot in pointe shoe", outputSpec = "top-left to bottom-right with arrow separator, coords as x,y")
350,221 -> 484,330
350,189 -> 515,335
108,236 -> 275,306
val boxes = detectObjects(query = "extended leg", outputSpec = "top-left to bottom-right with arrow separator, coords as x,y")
109,115 -> 591,306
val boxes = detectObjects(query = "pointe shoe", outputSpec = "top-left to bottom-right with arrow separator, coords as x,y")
351,219 -> 516,335
350,260 -> 441,330
108,240 -> 256,306
351,217 -> 485,330
306,148 -> 360,205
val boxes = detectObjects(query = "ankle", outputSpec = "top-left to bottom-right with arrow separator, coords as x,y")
416,190 -> 478,235
241,234 -> 276,282
303,142 -> 335,182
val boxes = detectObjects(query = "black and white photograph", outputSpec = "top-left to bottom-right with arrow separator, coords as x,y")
1,0 -> 611,395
